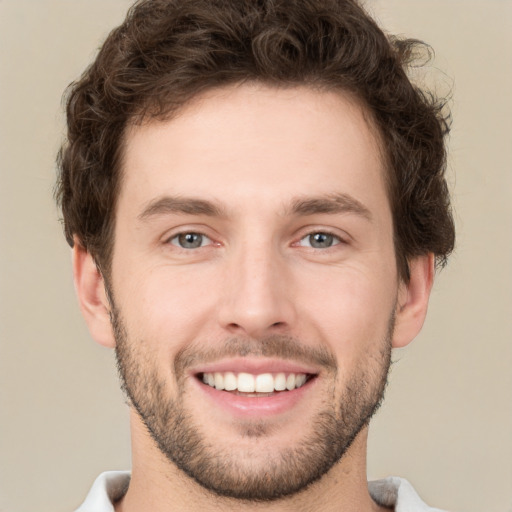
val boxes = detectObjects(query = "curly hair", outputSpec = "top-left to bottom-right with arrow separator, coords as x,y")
56,0 -> 455,281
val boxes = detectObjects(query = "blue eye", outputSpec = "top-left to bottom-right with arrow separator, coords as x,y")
299,232 -> 341,249
170,232 -> 211,249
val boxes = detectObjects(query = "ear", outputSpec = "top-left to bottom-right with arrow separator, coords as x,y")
72,240 -> 116,348
392,253 -> 435,348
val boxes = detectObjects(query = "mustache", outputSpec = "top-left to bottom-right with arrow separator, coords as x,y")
174,335 -> 337,377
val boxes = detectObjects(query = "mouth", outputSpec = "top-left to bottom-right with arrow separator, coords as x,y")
198,371 -> 316,397
191,358 -> 321,417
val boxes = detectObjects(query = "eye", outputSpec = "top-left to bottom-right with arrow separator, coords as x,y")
169,232 -> 212,249
298,232 -> 342,249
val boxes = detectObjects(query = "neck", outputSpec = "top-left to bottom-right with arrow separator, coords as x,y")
115,411 -> 386,512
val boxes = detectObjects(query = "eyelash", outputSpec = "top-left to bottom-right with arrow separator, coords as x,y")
168,232 -> 213,249
295,231 -> 344,249
166,229 -> 346,251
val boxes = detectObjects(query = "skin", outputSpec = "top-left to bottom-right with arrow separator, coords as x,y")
73,84 -> 434,512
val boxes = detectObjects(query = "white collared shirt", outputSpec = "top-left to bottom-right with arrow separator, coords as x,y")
75,471 -> 448,511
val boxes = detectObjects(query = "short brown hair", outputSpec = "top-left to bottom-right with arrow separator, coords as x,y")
56,0 -> 455,281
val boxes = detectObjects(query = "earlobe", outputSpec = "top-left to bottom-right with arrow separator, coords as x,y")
392,253 -> 435,348
72,240 -> 116,348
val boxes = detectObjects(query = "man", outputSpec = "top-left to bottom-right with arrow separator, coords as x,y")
56,0 -> 455,510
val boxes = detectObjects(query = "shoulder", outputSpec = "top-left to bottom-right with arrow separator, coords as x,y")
75,471 -> 131,512
368,477 -> 450,512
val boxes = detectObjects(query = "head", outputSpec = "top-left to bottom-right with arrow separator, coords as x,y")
56,0 -> 454,282
57,0 -> 455,503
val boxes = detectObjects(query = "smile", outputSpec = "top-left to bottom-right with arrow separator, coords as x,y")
200,371 -> 311,394
192,359 -> 320,416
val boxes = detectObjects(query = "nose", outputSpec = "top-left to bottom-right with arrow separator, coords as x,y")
217,242 -> 296,338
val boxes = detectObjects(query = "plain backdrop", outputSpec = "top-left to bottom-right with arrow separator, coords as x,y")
0,1 -> 511,511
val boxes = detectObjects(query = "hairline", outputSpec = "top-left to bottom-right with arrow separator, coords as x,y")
96,80 -> 405,282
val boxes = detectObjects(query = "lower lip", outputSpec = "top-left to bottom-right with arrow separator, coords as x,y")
194,377 -> 317,418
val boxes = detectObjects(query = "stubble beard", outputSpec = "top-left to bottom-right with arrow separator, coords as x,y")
112,303 -> 393,502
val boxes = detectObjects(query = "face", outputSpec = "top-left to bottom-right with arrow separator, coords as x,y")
109,84 -> 399,500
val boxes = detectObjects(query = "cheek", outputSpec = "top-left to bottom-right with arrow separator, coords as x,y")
113,262 -> 218,348
294,264 -> 396,359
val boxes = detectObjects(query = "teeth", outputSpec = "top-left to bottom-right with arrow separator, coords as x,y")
224,372 -> 237,391
274,373 -> 287,391
214,372 -> 224,390
295,374 -> 307,388
255,373 -> 274,393
237,372 -> 255,392
201,371 -> 310,393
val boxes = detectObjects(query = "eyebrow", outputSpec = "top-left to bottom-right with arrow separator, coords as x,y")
289,193 -> 372,221
138,196 -> 226,221
137,192 -> 372,222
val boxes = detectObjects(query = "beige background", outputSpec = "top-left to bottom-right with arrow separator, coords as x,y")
0,1 -> 511,511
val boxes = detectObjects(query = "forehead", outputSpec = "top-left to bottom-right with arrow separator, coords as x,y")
120,84 -> 388,217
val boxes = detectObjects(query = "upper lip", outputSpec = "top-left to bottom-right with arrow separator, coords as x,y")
190,357 -> 320,377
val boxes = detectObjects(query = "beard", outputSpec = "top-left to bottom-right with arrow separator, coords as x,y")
112,302 -> 393,502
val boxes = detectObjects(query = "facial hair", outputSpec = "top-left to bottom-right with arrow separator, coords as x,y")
112,302 -> 393,502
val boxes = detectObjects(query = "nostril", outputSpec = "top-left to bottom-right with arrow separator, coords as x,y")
269,321 -> 288,331
226,322 -> 243,332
